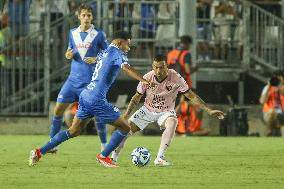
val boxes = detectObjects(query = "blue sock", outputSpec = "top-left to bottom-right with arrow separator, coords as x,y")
96,121 -> 107,144
50,116 -> 63,138
40,130 -> 72,155
101,130 -> 128,157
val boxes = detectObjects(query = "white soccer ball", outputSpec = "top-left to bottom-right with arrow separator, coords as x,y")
131,147 -> 151,167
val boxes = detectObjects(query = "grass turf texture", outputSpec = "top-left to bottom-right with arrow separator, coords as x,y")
0,135 -> 284,189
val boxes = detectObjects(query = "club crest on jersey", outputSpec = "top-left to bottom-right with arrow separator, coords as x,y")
166,85 -> 172,91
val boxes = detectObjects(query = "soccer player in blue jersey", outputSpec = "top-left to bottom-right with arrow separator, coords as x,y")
29,31 -> 154,168
49,4 -> 108,153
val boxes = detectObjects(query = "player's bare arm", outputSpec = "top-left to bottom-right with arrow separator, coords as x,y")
259,82 -> 271,104
124,92 -> 143,118
122,64 -> 155,87
84,57 -> 97,64
184,90 -> 225,119
65,48 -> 73,59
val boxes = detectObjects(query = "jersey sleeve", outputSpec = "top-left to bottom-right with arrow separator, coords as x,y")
68,31 -> 73,49
136,75 -> 148,95
113,52 -> 129,68
176,72 -> 189,93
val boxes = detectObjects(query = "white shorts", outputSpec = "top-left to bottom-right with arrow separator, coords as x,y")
129,106 -> 176,130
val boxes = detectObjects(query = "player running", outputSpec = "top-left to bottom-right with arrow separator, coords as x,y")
111,55 -> 225,166
29,31 -> 154,168
49,4 -> 108,152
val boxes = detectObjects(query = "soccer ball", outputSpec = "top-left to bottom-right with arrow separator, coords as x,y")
131,147 -> 151,167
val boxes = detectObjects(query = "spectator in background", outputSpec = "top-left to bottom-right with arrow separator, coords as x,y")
197,0 -> 212,62
259,71 -> 284,136
140,0 -> 157,60
113,0 -> 133,31
155,2 -> 176,49
29,0 -> 43,34
211,0 -> 238,60
7,0 -> 31,41
167,35 -> 197,87
167,36 -> 203,136
175,94 -> 208,136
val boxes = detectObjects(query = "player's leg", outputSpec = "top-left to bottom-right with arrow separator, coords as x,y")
50,102 -> 70,138
50,80 -> 76,138
111,106 -> 153,162
96,116 -> 131,167
264,109 -> 278,136
29,99 -> 92,166
111,121 -> 141,162
29,116 -> 90,166
95,119 -> 107,151
154,113 -> 178,166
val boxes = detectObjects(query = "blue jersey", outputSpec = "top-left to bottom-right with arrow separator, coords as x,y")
82,44 -> 128,100
67,24 -> 108,87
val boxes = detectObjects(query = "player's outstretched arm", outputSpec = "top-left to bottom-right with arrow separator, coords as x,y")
122,64 -> 154,86
184,90 -> 225,120
124,92 -> 143,119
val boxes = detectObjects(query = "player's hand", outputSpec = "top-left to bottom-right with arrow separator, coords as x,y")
65,48 -> 73,60
208,109 -> 225,120
84,57 -> 97,64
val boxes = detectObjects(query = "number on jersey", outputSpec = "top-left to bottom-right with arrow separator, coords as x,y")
91,59 -> 103,81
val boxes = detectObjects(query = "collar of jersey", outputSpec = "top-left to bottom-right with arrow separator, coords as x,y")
109,43 -> 125,55
78,24 -> 94,33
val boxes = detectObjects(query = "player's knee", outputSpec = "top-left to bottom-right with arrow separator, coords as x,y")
68,127 -> 80,137
54,105 -> 66,116
121,125 -> 131,133
165,117 -> 178,129
130,122 -> 140,133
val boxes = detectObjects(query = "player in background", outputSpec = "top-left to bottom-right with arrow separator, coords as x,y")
49,4 -> 108,152
111,55 -> 225,166
29,31 -> 154,168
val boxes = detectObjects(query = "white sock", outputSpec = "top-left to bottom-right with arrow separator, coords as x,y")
101,143 -> 106,152
157,117 -> 177,159
111,134 -> 130,161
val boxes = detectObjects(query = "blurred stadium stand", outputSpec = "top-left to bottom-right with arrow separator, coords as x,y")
0,0 -> 284,116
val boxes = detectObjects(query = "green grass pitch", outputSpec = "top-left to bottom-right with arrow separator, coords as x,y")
0,135 -> 284,189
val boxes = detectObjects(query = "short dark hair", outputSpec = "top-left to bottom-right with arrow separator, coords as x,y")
153,54 -> 167,62
180,35 -> 193,45
112,31 -> 132,41
77,4 -> 93,15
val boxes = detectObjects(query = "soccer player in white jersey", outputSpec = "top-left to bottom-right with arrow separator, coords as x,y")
111,55 -> 225,166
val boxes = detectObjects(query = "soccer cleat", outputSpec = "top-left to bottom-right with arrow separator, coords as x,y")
154,157 -> 171,166
46,147 -> 58,154
29,149 -> 41,166
96,155 -> 118,168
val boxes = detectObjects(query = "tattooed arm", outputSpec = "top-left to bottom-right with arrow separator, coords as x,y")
123,92 -> 143,119
184,90 -> 225,119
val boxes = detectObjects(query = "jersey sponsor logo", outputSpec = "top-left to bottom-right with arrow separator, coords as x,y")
76,42 -> 91,49
149,94 -> 166,110
58,95 -> 63,99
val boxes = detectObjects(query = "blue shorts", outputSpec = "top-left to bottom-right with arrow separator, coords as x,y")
57,79 -> 87,103
76,96 -> 121,124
